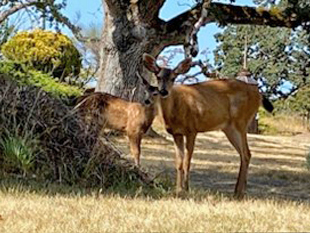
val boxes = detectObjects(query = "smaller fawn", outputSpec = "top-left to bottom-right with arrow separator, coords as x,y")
77,74 -> 159,166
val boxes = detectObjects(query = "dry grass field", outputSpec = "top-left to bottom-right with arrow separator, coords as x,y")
1,118 -> 310,232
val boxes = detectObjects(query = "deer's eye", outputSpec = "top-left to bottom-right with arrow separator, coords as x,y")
149,86 -> 156,92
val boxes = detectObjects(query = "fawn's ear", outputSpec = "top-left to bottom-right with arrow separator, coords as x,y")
143,53 -> 160,73
173,58 -> 192,74
136,72 -> 150,87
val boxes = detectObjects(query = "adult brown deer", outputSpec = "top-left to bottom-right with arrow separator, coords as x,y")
143,53 -> 273,198
76,74 -> 159,166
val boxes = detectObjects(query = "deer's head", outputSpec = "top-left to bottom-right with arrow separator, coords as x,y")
143,53 -> 192,98
136,72 -> 159,106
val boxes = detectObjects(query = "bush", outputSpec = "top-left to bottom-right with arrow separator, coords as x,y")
0,60 -> 82,97
0,75 -> 152,190
1,29 -> 81,78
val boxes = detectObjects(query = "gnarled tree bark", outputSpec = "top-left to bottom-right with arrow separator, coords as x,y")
96,0 -> 166,101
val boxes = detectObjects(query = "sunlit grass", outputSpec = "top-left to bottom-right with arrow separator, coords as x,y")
1,188 -> 310,233
260,113 -> 308,135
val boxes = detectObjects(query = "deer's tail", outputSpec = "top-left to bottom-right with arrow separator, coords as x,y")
262,96 -> 274,113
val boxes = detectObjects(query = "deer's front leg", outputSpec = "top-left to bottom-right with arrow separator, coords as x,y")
172,134 -> 185,194
128,133 -> 142,166
183,133 -> 196,191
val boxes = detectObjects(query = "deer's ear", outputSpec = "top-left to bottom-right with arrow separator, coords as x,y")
143,53 -> 160,73
174,58 -> 192,74
136,72 -> 150,87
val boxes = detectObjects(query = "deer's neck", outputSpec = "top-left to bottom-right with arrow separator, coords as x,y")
144,97 -> 159,123
158,90 -> 177,125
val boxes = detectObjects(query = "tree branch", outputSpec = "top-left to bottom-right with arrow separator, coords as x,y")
138,0 -> 165,24
207,2 -> 301,28
185,0 -> 211,58
48,5 -> 89,42
0,0 -> 95,43
157,2 -> 306,52
0,0 -> 38,24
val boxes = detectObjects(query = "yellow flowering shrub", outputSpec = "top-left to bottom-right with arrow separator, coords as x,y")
1,29 -> 81,78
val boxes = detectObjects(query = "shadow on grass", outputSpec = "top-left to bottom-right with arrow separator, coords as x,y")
1,166 -> 310,204
133,130 -> 310,202
150,166 -> 310,203
1,131 -> 309,204
0,168 -> 174,200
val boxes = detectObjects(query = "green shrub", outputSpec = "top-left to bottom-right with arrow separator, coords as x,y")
1,29 -> 81,78
258,107 -> 277,134
0,60 -> 82,97
0,134 -> 38,176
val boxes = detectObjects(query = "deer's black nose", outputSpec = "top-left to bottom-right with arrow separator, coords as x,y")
144,99 -> 151,105
159,89 -> 169,97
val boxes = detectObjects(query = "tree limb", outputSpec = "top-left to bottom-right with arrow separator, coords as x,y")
207,2 -> 301,28
0,0 -> 38,24
0,0 -> 99,43
184,0 -> 211,58
138,0 -> 165,24
48,5 -> 89,42
157,2 -> 305,51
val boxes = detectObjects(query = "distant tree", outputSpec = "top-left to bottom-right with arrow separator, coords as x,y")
214,25 -> 310,97
79,24 -> 102,72
277,86 -> 310,117
213,0 -> 310,98
74,24 -> 102,86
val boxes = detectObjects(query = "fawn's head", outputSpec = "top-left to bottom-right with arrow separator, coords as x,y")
143,53 -> 192,98
136,72 -> 159,106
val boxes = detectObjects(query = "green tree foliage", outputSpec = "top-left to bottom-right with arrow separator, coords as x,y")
1,29 -> 81,79
214,24 -> 309,97
275,86 -> 310,116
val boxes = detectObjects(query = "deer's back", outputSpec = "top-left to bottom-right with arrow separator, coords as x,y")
160,79 -> 261,134
104,98 -> 155,135
78,92 -> 155,134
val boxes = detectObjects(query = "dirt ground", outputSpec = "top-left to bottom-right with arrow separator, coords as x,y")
112,129 -> 310,201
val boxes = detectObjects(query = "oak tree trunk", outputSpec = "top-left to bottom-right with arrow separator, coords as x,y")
96,1 -> 164,102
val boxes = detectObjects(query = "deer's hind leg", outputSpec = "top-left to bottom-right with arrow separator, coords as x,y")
183,133 -> 196,191
223,123 -> 251,199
